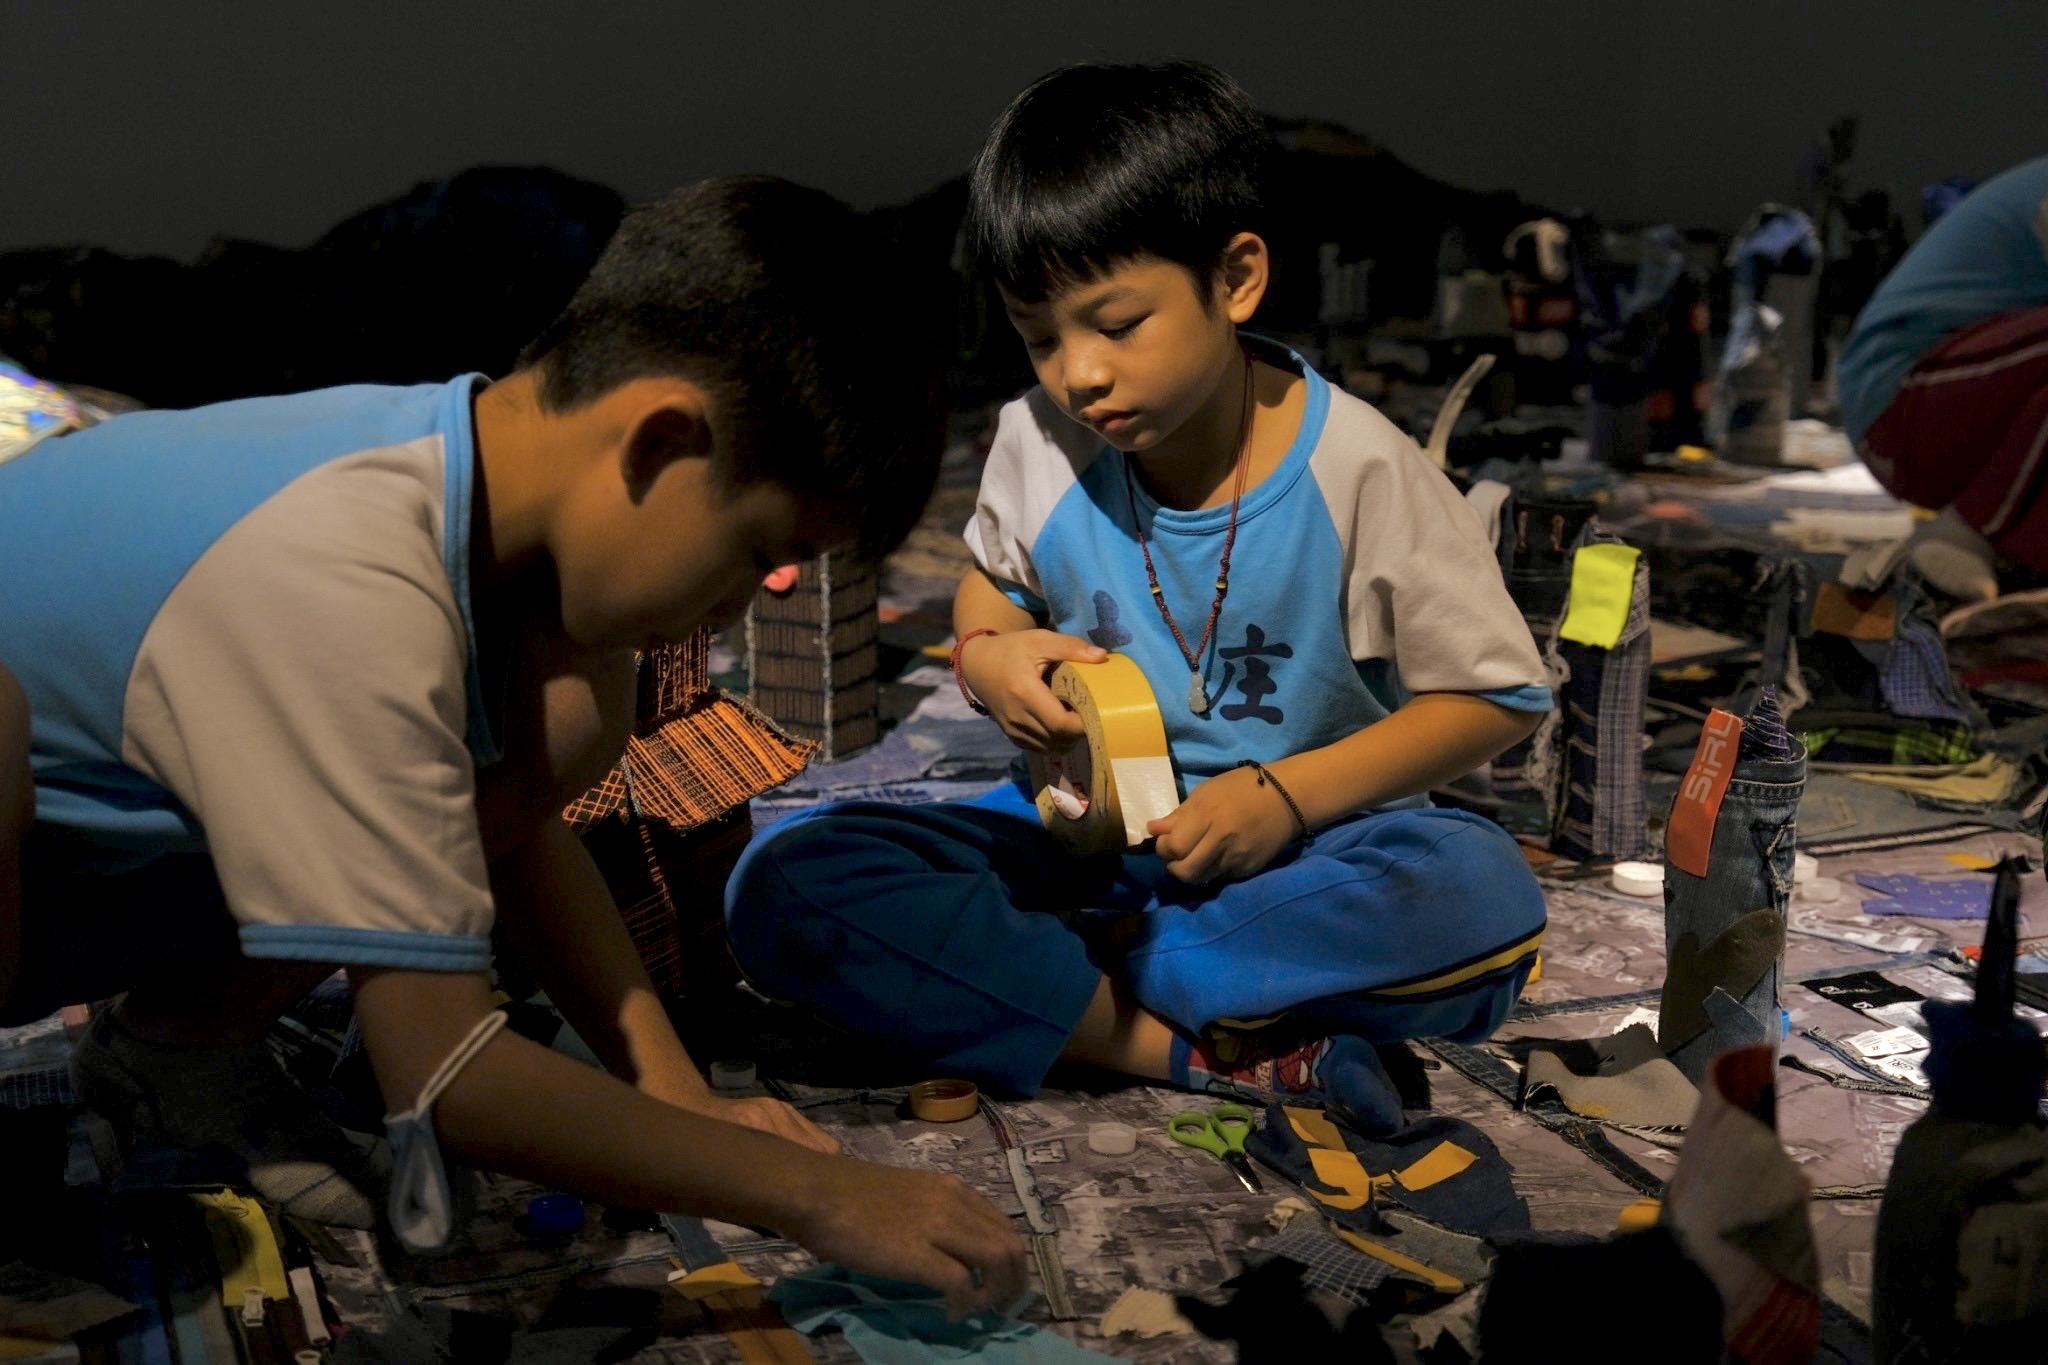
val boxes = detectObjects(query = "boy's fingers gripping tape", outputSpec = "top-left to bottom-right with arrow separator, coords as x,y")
909,1078 -> 980,1122
1027,656 -> 1177,856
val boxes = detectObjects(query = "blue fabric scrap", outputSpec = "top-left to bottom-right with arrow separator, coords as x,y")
1854,872 -> 1991,920
768,1266 -> 1114,1363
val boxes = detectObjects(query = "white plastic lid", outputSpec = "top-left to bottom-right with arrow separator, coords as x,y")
1611,861 -> 1665,898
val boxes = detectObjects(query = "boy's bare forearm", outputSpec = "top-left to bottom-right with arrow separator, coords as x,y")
351,968 -> 813,1228
1266,693 -> 1543,828
954,569 -> 1038,637
490,819 -> 710,1106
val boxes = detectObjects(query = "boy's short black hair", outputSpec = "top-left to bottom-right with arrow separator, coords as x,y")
966,61 -> 1270,303
518,176 -> 946,562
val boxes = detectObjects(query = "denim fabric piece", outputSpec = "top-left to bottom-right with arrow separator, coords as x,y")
1242,1104 -> 1530,1237
1551,528 -> 1652,862
768,1267 -> 1113,1363
1659,689 -> 1806,1084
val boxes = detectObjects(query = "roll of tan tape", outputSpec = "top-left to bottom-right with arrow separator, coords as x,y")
1026,656 -> 1178,856
909,1078 -> 980,1123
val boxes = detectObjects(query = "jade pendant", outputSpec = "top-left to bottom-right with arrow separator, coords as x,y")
1187,670 -> 1209,715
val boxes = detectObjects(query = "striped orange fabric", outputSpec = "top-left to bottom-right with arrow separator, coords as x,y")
563,692 -> 814,835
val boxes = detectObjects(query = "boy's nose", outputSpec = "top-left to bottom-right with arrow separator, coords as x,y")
1062,353 -> 1113,405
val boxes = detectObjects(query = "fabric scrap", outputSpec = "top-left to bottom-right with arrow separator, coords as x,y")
1394,1141 -> 1477,1192
1810,581 -> 1897,640
1522,1024 -> 1699,1129
1855,872 -> 1992,919
1850,753 -> 2023,809
1250,1220 -> 1394,1304
1244,1104 -> 1529,1237
1096,1287 -> 1192,1339
1879,614 -> 1973,724
768,1266 -> 1113,1363
1659,909 -> 1786,1054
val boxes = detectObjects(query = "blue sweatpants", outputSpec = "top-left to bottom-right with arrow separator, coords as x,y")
724,784 -> 1545,1096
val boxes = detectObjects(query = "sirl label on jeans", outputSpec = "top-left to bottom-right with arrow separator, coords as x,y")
1666,708 -> 1744,878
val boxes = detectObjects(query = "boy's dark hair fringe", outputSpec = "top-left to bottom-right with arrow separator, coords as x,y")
518,176 -> 947,564
965,61 -> 1271,302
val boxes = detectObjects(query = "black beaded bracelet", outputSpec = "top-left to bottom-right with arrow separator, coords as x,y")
1235,759 -> 1312,844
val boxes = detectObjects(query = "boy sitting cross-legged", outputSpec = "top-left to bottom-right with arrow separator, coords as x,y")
725,63 -> 1553,1134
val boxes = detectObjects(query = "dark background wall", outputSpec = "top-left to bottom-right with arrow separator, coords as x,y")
5,1 -> 2045,261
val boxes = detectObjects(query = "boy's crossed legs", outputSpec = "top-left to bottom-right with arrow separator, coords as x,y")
725,786 -> 1545,1132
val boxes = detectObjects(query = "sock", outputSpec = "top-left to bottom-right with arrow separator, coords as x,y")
73,1011 -> 384,1228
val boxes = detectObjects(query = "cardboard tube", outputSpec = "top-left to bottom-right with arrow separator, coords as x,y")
1027,656 -> 1177,856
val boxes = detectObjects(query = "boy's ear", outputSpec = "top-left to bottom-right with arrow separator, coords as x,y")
1218,232 -> 1270,325
620,393 -> 716,503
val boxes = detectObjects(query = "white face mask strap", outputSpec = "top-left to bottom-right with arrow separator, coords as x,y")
389,1009 -> 509,1123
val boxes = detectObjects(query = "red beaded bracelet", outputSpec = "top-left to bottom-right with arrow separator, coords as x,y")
951,628 -> 999,716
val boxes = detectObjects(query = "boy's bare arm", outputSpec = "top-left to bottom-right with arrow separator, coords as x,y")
952,570 -> 1102,751
1150,693 -> 1541,883
349,967 -> 1027,1318
490,819 -> 837,1154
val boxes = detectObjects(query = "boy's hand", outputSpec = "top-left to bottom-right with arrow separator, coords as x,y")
1147,764 -> 1299,884
786,1160 -> 1029,1320
956,630 -> 1106,752
680,1092 -> 841,1155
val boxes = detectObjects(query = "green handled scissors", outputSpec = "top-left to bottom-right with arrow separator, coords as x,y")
1168,1102 -> 1263,1193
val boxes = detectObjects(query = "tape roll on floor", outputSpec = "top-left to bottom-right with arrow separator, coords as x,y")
909,1079 -> 980,1122
1027,656 -> 1178,856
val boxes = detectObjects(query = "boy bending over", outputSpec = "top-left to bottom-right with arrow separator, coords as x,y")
0,178 -> 1024,1315
726,65 -> 1551,1134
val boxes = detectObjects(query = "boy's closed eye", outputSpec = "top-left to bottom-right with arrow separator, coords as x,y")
1100,316 -> 1146,340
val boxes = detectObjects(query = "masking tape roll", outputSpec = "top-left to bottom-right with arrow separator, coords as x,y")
909,1078 -> 981,1122
1611,860 -> 1664,898
1027,656 -> 1178,856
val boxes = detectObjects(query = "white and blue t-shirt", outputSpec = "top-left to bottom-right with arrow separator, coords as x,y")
965,345 -> 1550,805
0,377 -> 501,971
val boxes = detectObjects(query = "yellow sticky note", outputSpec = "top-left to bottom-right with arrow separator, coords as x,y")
1557,543 -> 1641,649
190,1189 -> 289,1302
1946,853 -> 1998,871
1394,1141 -> 1477,1192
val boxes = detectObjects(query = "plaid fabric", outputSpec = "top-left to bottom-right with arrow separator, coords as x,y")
1255,1220 -> 1394,1304
622,697 -> 814,831
1551,534 -> 1653,862
639,632 -> 714,727
1879,616 -> 1971,725
1797,723 -> 1979,767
